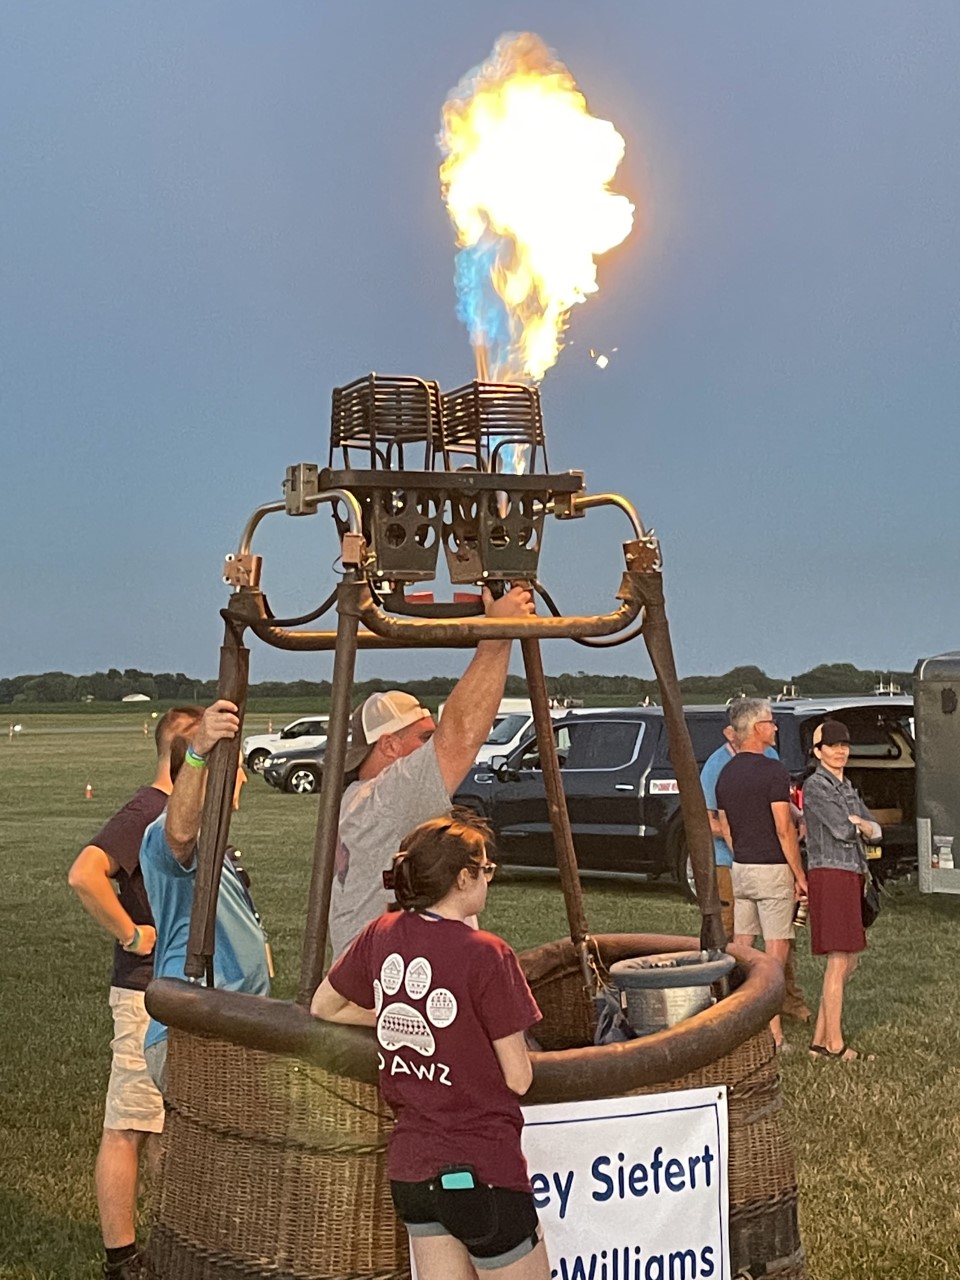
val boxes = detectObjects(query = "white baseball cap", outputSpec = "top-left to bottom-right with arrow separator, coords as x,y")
343,691 -> 431,773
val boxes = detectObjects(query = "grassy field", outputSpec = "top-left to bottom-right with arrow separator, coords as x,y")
1,715 -> 958,1279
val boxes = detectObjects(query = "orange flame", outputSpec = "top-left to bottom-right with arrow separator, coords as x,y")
439,33 -> 635,384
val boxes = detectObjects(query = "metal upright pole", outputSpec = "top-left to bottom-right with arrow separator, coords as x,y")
521,638 -> 594,987
633,572 -> 726,952
185,613 -> 250,982
297,579 -> 361,1006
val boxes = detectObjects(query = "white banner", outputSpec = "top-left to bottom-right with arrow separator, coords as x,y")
521,1085 -> 729,1280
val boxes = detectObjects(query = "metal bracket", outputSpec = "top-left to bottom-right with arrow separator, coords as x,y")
340,531 -> 367,568
550,473 -> 587,520
624,534 -> 662,575
223,553 -> 262,590
284,463 -> 321,516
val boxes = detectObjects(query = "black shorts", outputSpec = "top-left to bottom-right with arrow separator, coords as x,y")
391,1176 -> 541,1271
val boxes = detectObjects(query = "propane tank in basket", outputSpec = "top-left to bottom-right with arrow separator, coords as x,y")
610,950 -> 736,1038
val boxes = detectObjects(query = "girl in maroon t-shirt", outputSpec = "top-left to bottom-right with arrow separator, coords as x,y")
312,813 -> 549,1280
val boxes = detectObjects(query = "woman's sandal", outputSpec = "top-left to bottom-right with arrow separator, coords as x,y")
809,1043 -> 875,1062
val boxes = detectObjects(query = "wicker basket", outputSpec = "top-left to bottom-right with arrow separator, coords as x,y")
521,938 -> 806,1280
146,933 -> 804,1280
147,1033 -> 410,1280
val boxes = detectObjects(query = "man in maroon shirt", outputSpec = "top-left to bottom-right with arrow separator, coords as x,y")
716,698 -> 807,1052
68,705 -> 202,1280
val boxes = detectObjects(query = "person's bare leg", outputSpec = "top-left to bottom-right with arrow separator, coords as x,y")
141,1131 -> 160,1180
811,998 -> 828,1051
491,1238 -> 551,1279
818,953 -> 848,1054
764,938 -> 791,1048
411,1231 -> 550,1280
716,866 -> 735,942
781,941 -> 811,1021
137,1131 -> 163,1229
96,1128 -> 146,1247
411,1234 -> 477,1280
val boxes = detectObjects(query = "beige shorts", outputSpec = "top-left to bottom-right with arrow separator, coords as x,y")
103,987 -> 165,1133
731,862 -> 796,941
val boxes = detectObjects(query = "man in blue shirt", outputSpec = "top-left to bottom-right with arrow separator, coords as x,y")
700,729 -> 739,940
140,699 -> 271,1089
701,718 -> 811,1023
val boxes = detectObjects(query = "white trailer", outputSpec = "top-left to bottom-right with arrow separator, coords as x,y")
915,651 -> 960,894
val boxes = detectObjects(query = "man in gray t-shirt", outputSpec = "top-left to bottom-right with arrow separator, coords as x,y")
328,584 -> 534,959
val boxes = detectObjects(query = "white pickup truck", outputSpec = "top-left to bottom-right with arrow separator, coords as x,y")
470,698 -> 583,765
242,716 -> 329,774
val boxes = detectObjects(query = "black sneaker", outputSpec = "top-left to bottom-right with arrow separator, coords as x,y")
102,1254 -> 144,1280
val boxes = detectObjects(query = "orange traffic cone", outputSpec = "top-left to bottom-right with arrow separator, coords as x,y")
85,783 -> 93,800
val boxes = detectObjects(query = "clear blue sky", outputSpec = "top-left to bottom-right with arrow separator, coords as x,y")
2,1 -> 957,686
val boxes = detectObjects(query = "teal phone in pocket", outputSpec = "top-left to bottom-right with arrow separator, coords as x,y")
440,1168 -> 477,1190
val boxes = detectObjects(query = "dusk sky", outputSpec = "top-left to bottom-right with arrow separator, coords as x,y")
3,2 -> 958,688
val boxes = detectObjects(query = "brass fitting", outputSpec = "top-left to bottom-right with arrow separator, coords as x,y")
223,553 -> 262,590
623,535 -> 662,575
340,531 -> 367,568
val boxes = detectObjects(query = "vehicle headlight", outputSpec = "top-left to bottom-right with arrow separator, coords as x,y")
269,756 -> 287,766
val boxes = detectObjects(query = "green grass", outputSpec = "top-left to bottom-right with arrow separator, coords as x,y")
1,717 -> 958,1279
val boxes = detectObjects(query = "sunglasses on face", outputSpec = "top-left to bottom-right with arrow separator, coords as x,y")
470,861 -> 497,881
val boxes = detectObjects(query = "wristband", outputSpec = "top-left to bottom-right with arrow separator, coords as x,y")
184,746 -> 208,769
123,926 -> 141,953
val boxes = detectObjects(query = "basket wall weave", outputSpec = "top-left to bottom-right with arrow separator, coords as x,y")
148,939 -> 804,1280
147,1033 -> 410,1280
525,954 -> 806,1280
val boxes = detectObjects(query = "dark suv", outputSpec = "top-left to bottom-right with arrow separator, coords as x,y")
262,743 -> 326,794
452,697 -> 915,893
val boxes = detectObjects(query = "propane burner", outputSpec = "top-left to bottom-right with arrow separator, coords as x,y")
322,371 -> 573,584
329,373 -> 443,471
439,380 -> 546,473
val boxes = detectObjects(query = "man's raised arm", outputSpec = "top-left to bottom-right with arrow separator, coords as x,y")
431,584 -> 535,794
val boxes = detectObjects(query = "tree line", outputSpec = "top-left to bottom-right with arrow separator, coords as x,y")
0,662 -> 913,706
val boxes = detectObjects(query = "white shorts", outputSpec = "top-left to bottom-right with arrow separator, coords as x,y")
103,987 -> 165,1133
731,862 -> 796,942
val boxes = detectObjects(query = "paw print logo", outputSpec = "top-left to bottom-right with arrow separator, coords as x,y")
376,954 -> 458,1057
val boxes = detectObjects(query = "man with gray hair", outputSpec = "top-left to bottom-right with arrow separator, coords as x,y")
715,698 -> 808,1051
700,711 -> 810,1022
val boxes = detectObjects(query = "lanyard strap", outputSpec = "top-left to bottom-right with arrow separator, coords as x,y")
225,847 -> 265,930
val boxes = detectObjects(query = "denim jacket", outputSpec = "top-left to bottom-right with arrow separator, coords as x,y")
802,764 -> 875,874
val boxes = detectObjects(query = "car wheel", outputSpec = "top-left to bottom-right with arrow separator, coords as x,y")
286,766 -> 320,794
247,749 -> 270,775
671,827 -> 699,903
